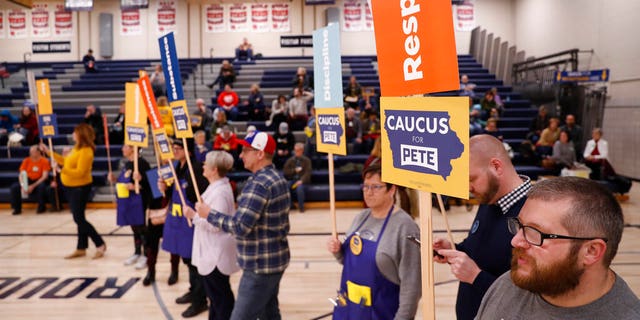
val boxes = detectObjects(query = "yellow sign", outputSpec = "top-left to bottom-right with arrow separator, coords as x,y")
124,83 -> 149,147
170,100 -> 193,139
380,97 -> 469,199
35,79 -> 52,114
314,107 -> 346,155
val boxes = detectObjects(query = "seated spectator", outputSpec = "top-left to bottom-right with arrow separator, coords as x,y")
343,75 -> 362,109
273,122 -> 295,169
526,105 -> 549,144
283,143 -> 312,213
583,128 -> 615,180
542,130 -> 576,171
157,96 -> 175,137
243,84 -> 266,121
345,107 -> 363,154
266,95 -> 289,129
483,118 -> 502,139
213,125 -> 240,162
364,137 -> 381,169
83,104 -> 104,144
304,107 -> 319,166
10,145 -> 51,214
536,117 -> 560,156
217,84 -> 239,121
459,74 -> 476,98
560,114 -> 583,160
207,60 -> 236,91
490,87 -> 504,110
109,102 -> 125,145
194,130 -> 210,163
469,97 -> 485,136
288,88 -> 313,130
210,108 -> 231,137
150,64 -> 165,98
82,49 -> 97,73
359,87 -> 379,115
191,98 -> 213,139
235,37 -> 254,61
292,66 -> 312,92
16,102 -> 39,145
362,110 -> 381,154
0,109 -> 18,145
480,90 -> 497,121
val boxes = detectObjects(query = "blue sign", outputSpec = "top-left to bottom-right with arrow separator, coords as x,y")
38,114 -> 58,138
158,32 -> 184,102
313,23 -> 343,108
554,69 -> 610,83
317,114 -> 344,145
384,110 -> 464,180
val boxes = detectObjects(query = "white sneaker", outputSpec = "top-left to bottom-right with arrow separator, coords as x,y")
123,254 -> 140,266
135,256 -> 148,270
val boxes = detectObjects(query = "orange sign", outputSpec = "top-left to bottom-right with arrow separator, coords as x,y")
370,0 -> 459,96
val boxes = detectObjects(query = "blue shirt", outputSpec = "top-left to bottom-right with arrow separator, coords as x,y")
206,164 -> 291,274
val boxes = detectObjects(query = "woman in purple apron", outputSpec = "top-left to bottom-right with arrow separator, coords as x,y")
109,145 -> 151,269
327,163 -> 422,319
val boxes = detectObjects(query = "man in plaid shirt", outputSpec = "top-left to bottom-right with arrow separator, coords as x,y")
196,130 -> 290,320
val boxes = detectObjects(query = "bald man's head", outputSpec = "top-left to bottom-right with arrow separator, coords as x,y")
470,134 -> 512,166
469,134 -> 520,204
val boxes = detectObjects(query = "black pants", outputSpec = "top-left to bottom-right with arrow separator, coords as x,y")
10,181 -> 47,212
66,184 -> 104,249
203,267 -> 235,320
183,257 -> 207,307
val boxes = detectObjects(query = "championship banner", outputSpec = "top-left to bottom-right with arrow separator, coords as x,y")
124,82 -> 149,147
313,23 -> 346,155
343,0 -> 363,32
159,32 -> 193,139
54,4 -> 72,37
35,79 -> 58,138
0,12 -> 5,39
205,4 -> 225,33
229,3 -> 249,32
271,3 -> 290,32
157,1 -> 176,35
381,96 -> 468,198
8,9 -> 28,39
138,75 -> 174,161
121,9 -> 142,36
454,0 -> 475,32
364,1 -> 373,31
251,4 -> 269,32
31,3 -> 50,38
370,0 -> 459,96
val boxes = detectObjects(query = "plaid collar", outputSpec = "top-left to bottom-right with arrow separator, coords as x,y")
496,175 -> 531,214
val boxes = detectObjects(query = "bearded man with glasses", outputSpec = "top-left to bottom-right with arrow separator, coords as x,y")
476,177 -> 640,319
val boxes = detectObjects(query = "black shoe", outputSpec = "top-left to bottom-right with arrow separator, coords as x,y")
143,271 -> 155,286
168,271 -> 178,285
175,291 -> 192,304
181,304 -> 207,318
12,210 -> 21,215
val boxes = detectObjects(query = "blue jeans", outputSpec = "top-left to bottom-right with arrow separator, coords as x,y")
230,270 -> 284,320
287,180 -> 305,212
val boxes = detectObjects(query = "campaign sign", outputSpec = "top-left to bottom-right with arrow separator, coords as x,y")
170,100 -> 193,139
381,97 -> 469,198
35,79 -> 53,114
38,114 -> 58,138
124,82 -> 149,147
315,108 -> 346,155
554,69 -> 610,83
158,32 -> 184,102
312,23 -> 343,108
370,0 -> 459,96
138,75 -> 163,131
155,131 -> 174,160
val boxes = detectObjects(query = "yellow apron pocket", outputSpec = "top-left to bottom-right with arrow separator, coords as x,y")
346,280 -> 372,306
116,183 -> 129,198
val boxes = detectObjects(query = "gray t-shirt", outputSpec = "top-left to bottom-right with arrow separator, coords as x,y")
476,272 -> 640,319
335,207 -> 422,320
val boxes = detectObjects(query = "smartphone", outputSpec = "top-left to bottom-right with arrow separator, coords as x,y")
406,235 -> 444,259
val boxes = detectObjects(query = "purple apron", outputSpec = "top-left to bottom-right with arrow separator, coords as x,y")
115,167 -> 145,226
161,176 -> 194,259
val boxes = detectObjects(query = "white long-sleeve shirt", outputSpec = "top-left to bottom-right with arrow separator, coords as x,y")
583,138 -> 608,160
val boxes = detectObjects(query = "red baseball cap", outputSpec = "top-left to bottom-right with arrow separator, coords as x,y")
239,130 -> 276,154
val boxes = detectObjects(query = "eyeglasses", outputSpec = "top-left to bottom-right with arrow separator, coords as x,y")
361,184 -> 387,192
507,217 -> 607,247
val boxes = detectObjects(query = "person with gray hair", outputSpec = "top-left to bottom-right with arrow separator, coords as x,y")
283,142 -> 312,212
192,98 -> 213,139
476,177 -> 640,319
185,151 -> 240,320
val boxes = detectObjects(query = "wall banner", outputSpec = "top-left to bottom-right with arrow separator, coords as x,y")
31,3 -> 50,38
205,4 -> 225,33
454,0 -> 475,32
370,0 -> 459,96
251,3 -> 269,32
0,12 -> 6,39
229,4 -> 249,32
157,1 -> 176,35
364,1 -> 373,31
8,9 -> 28,39
271,3 -> 290,32
343,0 -> 363,32
54,4 -> 73,37
313,23 -> 346,155
381,96 -> 468,198
32,41 -> 71,53
121,9 -> 141,36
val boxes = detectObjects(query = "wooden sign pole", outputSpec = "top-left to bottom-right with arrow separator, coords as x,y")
328,153 -> 337,239
182,137 -> 202,203
419,190 -> 436,320
436,193 -> 456,247
133,146 -> 140,194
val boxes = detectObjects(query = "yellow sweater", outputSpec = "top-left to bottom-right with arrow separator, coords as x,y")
52,147 -> 94,187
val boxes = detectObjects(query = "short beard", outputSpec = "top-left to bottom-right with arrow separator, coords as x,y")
511,244 -> 584,297
478,172 -> 500,204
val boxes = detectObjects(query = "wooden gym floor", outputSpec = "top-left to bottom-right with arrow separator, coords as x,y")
1,182 -> 639,319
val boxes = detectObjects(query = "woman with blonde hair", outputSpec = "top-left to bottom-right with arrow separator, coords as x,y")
185,151 -> 239,320
40,123 -> 106,259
